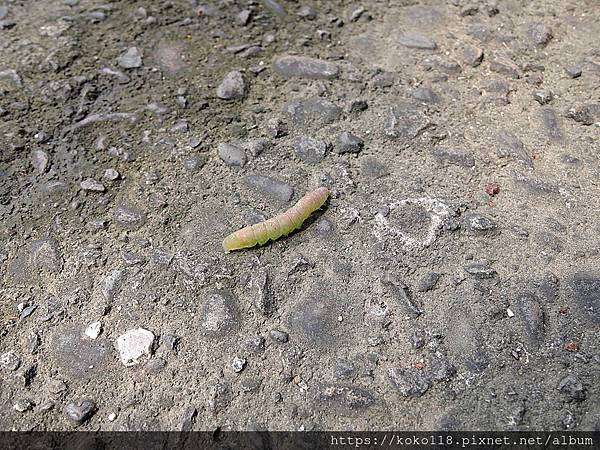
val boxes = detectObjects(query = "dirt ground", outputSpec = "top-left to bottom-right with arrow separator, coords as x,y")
1,0 -> 599,432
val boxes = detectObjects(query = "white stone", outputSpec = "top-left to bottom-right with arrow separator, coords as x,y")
116,328 -> 155,367
84,321 -> 102,339
507,307 -> 515,318
108,412 -> 117,421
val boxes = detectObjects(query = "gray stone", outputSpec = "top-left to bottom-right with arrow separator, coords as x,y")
461,45 -> 484,67
432,147 -> 475,168
294,136 -> 328,164
288,294 -> 336,344
349,100 -> 368,114
13,399 -> 33,412
388,367 -> 432,397
208,382 -> 232,413
145,357 -> 166,373
245,174 -> 294,202
382,273 -> 423,317
565,65 -> 582,78
515,293 -> 545,345
236,9 -> 251,25
464,262 -> 497,279
557,374 -> 586,401
101,269 -> 123,302
528,22 -> 552,47
269,329 -> 289,343
297,5 -> 316,19
242,336 -> 265,353
272,55 -> 338,79
489,57 -> 521,79
541,108 -> 563,141
384,104 -> 429,141
427,353 -> 456,381
333,359 -> 356,379
417,272 -> 440,292
116,328 -> 155,366
80,178 -> 106,192
64,399 -> 97,424
317,384 -> 375,410
218,143 -> 247,167
399,32 -> 437,49
114,204 -> 146,230
265,118 -> 287,138
30,238 -> 62,273
285,98 -> 342,127
335,132 -> 364,154
216,71 -> 247,100
411,87 -> 440,104
566,103 -> 600,126
241,138 -> 270,156
53,329 -> 107,378
572,273 -> 600,325
117,47 -> 142,69
200,290 -> 239,337
0,6 -> 7,20
31,150 -> 49,173
533,90 -> 553,105
496,130 -> 532,166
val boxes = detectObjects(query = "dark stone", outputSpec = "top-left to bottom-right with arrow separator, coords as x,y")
269,329 -> 289,343
497,130 -> 532,166
285,98 -> 342,127
566,103 -> 600,126
381,273 -> 422,317
333,359 -> 356,379
417,272 -> 440,292
399,32 -> 437,50
515,293 -> 545,345
335,131 -> 364,154
557,374 -> 586,401
200,290 -> 240,337
53,329 -> 107,378
288,293 -> 336,344
384,104 -> 429,141
317,384 -> 375,410
533,91 -> 553,105
464,262 -> 497,279
349,100 -> 368,114
388,367 -> 432,397
541,108 -> 563,141
489,57 -> 521,79
427,353 -> 456,381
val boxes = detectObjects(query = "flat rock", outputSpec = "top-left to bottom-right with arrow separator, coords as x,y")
31,150 -> 49,173
245,174 -> 293,202
388,367 -> 432,397
399,32 -> 437,50
515,293 -> 545,345
218,143 -> 247,167
117,47 -> 142,69
384,104 -> 429,141
64,399 -> 97,424
216,71 -> 247,100
80,178 -> 106,192
200,290 -> 239,337
431,147 -> 475,168
116,328 -> 155,366
285,98 -> 342,127
114,204 -> 146,229
272,55 -> 338,79
335,131 -> 364,154
294,136 -> 328,164
497,130 -> 532,166
53,328 -> 107,377
528,22 -> 552,47
557,374 -> 586,401
317,384 -> 376,410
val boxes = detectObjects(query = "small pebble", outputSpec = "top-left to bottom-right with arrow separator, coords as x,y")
565,65 -> 582,79
80,178 -> 106,192
232,357 -> 247,373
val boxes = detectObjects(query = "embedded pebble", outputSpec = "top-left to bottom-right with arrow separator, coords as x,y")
269,329 -> 289,343
31,150 -> 50,173
272,55 -> 339,79
218,143 -> 247,167
80,178 -> 106,192
114,204 -> 146,229
64,399 -> 97,424
557,374 -> 586,401
245,174 -> 294,202
116,328 -> 155,366
335,131 -> 364,154
231,357 -> 247,373
565,65 -> 582,79
84,322 -> 102,340
216,71 -> 247,100
117,47 -> 142,69
399,32 -> 437,50
294,136 -> 328,164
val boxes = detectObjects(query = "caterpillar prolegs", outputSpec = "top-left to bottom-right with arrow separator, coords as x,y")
223,187 -> 329,253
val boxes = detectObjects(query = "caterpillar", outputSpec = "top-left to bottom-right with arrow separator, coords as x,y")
223,187 -> 329,253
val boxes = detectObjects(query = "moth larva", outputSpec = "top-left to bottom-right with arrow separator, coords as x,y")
223,187 -> 329,253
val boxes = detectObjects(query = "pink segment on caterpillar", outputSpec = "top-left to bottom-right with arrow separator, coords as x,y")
223,187 -> 329,253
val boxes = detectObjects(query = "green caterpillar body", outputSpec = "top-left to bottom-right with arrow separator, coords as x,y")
223,187 -> 329,253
